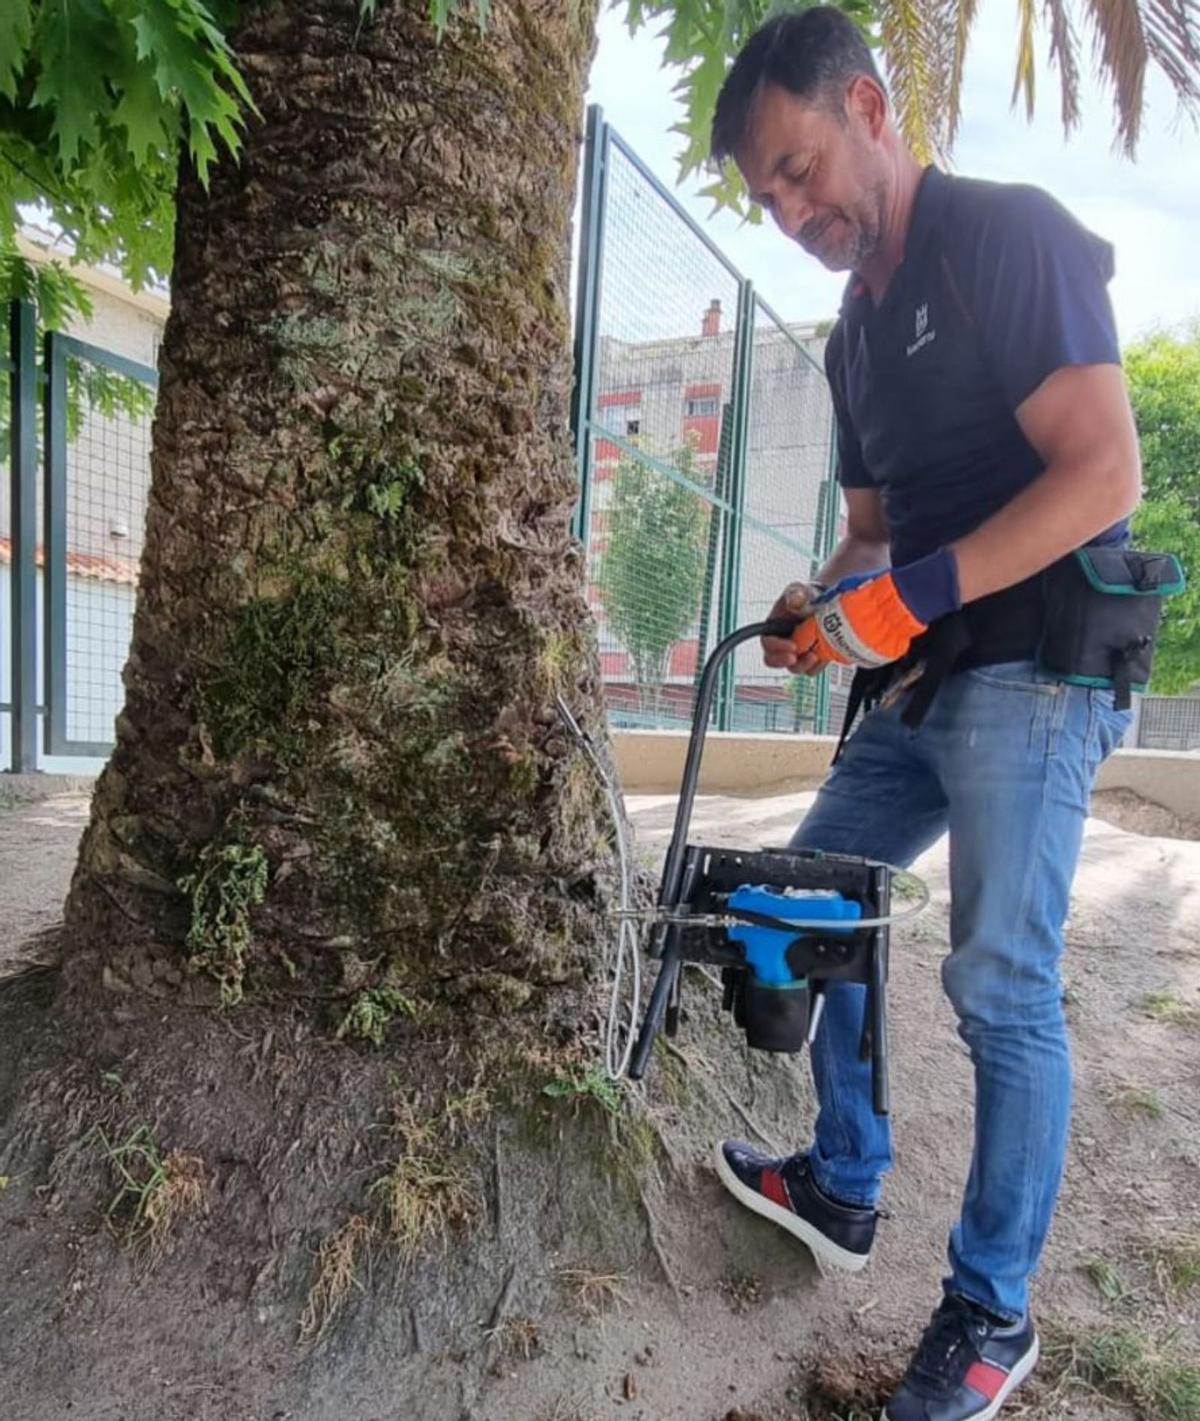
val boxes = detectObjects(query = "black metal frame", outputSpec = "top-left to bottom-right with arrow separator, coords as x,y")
626,619 -> 892,1114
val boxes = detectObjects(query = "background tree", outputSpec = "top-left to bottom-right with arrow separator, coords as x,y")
1126,324 -> 1200,692
597,442 -> 710,717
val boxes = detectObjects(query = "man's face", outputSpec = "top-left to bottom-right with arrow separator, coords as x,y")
734,79 -> 888,272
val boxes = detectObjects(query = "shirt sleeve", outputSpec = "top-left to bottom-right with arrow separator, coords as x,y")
824,322 -> 874,489
959,184 -> 1120,410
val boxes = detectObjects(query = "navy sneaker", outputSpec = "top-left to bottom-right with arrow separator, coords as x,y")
713,1140 -> 877,1273
884,1294 -> 1039,1421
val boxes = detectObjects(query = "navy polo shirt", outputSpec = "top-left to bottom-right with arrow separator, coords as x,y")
824,166 -> 1126,664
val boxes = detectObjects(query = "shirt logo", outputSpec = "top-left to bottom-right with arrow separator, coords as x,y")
907,301 -> 936,357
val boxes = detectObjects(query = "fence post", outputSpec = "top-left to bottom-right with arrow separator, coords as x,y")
693,403 -> 732,711
42,330 -> 67,757
714,279 -> 755,731
7,300 -> 38,773
569,104 -> 609,550
812,408 -> 841,735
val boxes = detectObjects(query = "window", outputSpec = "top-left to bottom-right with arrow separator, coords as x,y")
600,407 -> 640,438
685,397 -> 720,418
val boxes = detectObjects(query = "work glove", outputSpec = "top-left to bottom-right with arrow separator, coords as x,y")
793,548 -> 961,669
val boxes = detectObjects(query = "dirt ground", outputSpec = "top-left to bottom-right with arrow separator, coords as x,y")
0,778 -> 1198,1420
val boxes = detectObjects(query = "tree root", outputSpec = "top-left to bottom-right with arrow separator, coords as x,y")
637,1182 -> 681,1303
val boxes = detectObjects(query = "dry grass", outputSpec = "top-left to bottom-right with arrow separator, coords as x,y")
143,1150 -> 207,1257
557,1265 -> 630,1319
442,1080 -> 492,1139
1143,1235 -> 1200,1297
298,1213 -> 375,1342
370,1095 -> 476,1257
485,1314 -> 541,1362
370,1151 -> 475,1254
95,1124 -> 207,1259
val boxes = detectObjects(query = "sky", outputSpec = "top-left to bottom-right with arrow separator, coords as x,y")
583,0 -> 1200,344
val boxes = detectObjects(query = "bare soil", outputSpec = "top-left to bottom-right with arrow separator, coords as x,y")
0,784 -> 1197,1420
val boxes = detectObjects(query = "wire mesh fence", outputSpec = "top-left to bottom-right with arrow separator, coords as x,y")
573,110 -> 841,735
728,298 -> 836,733
1135,694 -> 1200,750
580,131 -> 744,731
2,307 -> 157,770
59,349 -> 150,747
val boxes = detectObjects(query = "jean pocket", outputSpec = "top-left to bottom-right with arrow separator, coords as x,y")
1088,688 -> 1133,761
962,661 -> 1060,696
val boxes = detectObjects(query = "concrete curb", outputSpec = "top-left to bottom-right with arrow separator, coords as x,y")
613,730 -> 1200,825
0,773 -> 98,803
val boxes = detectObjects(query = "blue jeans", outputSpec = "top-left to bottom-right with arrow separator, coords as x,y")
790,661 -> 1130,1321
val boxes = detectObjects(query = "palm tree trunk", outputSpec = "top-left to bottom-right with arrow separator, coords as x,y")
65,0 -> 609,1010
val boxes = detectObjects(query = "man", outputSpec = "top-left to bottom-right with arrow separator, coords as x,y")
708,10 -> 1139,1421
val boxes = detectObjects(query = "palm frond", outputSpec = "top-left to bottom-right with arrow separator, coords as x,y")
880,0 -> 949,161
1141,0 -> 1200,123
1080,0 -> 1148,151
1012,0 -> 1038,118
1043,0 -> 1083,133
947,0 -> 984,143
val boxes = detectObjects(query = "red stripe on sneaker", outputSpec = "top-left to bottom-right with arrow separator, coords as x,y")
760,1168 -> 791,1211
964,1361 -> 1009,1401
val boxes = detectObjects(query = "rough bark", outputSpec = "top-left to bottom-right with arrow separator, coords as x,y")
65,0 -> 612,1015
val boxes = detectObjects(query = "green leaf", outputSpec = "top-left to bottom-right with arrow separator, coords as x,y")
111,57 -> 177,162
130,0 -> 253,185
0,0 -> 34,101
32,0 -> 117,167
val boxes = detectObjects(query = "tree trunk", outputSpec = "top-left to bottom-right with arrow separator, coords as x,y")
0,8 -> 819,1414
65,0 -> 612,1014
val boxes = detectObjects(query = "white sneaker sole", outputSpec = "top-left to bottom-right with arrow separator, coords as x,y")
712,1141 -> 871,1274
882,1333 -> 1040,1421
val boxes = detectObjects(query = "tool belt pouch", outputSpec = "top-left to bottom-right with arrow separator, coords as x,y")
1038,548 -> 1185,710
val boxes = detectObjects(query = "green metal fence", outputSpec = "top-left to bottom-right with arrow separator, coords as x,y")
570,105 -> 840,735
2,300 -> 157,772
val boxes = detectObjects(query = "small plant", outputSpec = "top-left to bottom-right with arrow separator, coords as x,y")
1108,1083 -> 1167,1120
542,1064 -> 622,1118
179,839 -> 269,1005
335,986 -> 417,1046
1144,1236 -> 1200,1297
94,1124 -> 206,1257
1140,989 -> 1200,1028
363,463 -> 423,521
1041,1325 -> 1200,1420
298,1213 -> 375,1342
1085,1257 -> 1130,1304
